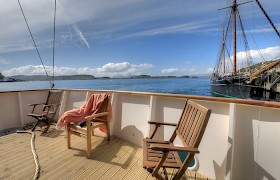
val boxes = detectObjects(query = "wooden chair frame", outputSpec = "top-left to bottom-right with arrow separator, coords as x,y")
66,94 -> 111,158
28,90 -> 63,133
143,100 -> 211,180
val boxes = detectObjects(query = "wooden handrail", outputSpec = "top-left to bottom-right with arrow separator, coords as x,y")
2,88 -> 280,109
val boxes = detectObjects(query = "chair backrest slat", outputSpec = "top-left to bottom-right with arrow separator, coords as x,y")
175,100 -> 211,148
188,110 -> 203,146
183,106 -> 197,140
178,103 -> 191,135
46,90 -> 63,105
97,95 -> 110,117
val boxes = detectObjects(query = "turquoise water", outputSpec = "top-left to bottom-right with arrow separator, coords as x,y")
0,78 -> 211,96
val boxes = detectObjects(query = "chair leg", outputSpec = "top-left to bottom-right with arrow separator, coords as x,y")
152,152 -> 168,180
92,126 -> 95,136
66,124 -> 71,149
163,167 -> 168,180
31,120 -> 39,131
86,120 -> 92,159
42,121 -> 51,133
146,167 -> 154,173
106,123 -> 110,141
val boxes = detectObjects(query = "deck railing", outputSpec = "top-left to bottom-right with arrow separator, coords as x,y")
1,89 -> 280,179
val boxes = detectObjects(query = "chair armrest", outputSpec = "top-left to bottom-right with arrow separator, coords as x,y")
148,121 -> 177,127
85,112 -> 110,121
148,121 -> 177,139
29,103 -> 45,113
43,103 -> 60,109
29,103 -> 45,106
150,144 -> 199,153
45,103 -> 61,106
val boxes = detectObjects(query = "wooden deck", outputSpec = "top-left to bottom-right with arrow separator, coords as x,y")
0,126 -> 210,180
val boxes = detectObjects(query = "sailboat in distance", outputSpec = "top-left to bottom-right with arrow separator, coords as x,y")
211,0 -> 280,101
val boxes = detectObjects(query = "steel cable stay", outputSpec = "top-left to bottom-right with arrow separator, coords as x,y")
17,0 -> 57,88
255,0 -> 280,38
16,1 -> 58,179
52,0 -> 57,88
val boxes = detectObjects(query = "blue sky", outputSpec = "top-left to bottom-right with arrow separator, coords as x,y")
0,0 -> 279,77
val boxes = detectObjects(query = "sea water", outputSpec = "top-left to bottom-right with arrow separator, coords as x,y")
0,78 -> 211,96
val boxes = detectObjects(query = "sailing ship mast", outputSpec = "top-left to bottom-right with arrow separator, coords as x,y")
233,0 -> 237,76
232,0 -> 253,76
212,0 -> 280,101
219,0 -> 252,77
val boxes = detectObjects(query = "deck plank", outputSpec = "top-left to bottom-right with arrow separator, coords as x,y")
0,126 -> 209,180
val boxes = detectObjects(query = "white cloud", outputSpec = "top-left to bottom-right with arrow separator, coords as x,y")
73,24 -> 90,48
207,68 -> 214,73
252,46 -> 280,61
161,66 -> 213,76
3,62 -> 153,77
1,0 -> 278,53
236,46 -> 280,63
189,66 -> 197,72
115,21 -> 215,40
0,0 -> 228,52
161,68 -> 179,74
224,46 -> 280,71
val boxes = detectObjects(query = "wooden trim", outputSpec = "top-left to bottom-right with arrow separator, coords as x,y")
2,88 -> 280,108
59,89 -> 280,108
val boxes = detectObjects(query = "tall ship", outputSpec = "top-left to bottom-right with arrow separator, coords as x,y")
211,0 -> 280,101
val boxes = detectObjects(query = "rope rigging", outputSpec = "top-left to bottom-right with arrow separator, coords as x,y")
16,1 -> 58,179
255,0 -> 280,38
17,0 -> 57,88
52,0 -> 57,88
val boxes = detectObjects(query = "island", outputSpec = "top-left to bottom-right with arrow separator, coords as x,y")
0,72 -> 202,82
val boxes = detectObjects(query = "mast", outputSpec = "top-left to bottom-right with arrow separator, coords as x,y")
233,0 -> 237,76
222,30 -> 226,75
218,0 -> 253,77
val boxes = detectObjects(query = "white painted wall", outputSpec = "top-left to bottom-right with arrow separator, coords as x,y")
113,94 -> 150,147
0,91 -> 49,131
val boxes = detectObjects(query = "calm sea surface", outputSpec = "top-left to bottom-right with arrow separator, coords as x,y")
0,78 -> 211,96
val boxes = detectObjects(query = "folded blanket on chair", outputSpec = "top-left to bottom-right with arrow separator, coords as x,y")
56,93 -> 109,129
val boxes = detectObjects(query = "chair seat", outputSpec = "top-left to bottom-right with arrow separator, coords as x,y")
28,113 -> 48,117
143,138 -> 182,169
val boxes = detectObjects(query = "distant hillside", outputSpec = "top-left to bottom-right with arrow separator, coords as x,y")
7,74 -> 208,81
10,75 -> 96,81
0,72 -> 4,79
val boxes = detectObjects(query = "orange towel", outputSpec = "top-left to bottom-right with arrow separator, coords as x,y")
56,93 -> 110,129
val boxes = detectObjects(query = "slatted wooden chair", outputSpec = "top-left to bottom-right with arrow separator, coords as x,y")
66,94 -> 111,158
28,90 -> 63,133
143,100 -> 211,180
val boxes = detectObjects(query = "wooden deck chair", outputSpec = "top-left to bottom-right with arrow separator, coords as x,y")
143,100 -> 211,180
28,90 -> 63,133
66,94 -> 111,158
